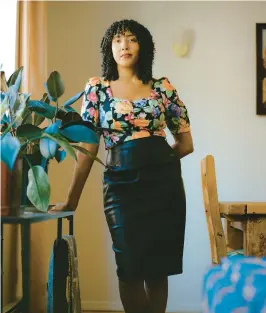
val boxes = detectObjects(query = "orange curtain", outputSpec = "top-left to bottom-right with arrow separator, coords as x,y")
16,2 -> 48,312
16,0 -> 47,98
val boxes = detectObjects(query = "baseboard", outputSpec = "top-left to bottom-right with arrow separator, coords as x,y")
82,300 -> 199,313
82,301 -> 121,311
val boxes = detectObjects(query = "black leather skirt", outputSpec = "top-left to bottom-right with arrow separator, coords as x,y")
103,136 -> 186,282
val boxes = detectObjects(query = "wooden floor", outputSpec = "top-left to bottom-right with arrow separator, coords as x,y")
83,311 -> 197,313
83,311 -> 198,313
84,311 -> 123,313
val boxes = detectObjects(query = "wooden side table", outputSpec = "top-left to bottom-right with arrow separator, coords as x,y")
219,202 -> 266,256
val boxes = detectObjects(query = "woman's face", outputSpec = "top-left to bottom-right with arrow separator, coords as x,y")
111,31 -> 140,68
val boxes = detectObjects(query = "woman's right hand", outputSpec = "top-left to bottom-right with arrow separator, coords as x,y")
48,202 -> 76,213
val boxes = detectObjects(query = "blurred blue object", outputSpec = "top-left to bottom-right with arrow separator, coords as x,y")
202,256 -> 266,313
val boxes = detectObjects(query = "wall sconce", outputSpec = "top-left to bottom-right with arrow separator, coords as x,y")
172,28 -> 194,58
173,42 -> 189,58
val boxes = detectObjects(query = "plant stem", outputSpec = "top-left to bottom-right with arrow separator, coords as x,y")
8,107 -> 16,136
2,120 -> 16,138
23,154 -> 32,169
55,100 -> 59,123
20,136 -> 43,149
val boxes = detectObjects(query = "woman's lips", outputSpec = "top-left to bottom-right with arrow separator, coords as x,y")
121,54 -> 132,58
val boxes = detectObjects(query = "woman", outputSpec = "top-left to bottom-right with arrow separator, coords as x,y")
50,19 -> 194,313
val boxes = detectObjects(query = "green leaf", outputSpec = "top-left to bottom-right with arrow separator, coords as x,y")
17,124 -> 43,139
0,93 -> 8,118
43,83 -> 55,102
21,107 -> 32,122
1,91 -> 6,102
15,108 -> 32,128
40,123 -> 60,159
26,165 -> 50,212
64,106 -> 77,113
13,98 -> 22,114
31,143 -> 40,155
60,111 -> 82,126
1,113 -> 10,124
41,92 -> 50,104
46,71 -> 65,100
55,149 -> 66,163
14,96 -> 26,120
0,133 -> 21,171
60,124 -> 99,144
19,93 -> 31,103
55,108 -> 66,120
42,133 -> 77,161
13,67 -> 23,93
27,100 -> 56,119
1,98 -> 26,138
14,94 -> 31,121
8,85 -> 18,109
33,113 -> 45,126
7,66 -> 23,87
72,144 -> 105,166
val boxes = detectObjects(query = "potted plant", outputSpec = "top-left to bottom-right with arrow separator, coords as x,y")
0,67 -> 104,215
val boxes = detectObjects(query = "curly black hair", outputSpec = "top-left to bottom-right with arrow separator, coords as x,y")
100,19 -> 155,84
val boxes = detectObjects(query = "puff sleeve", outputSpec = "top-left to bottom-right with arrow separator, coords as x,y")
159,77 -> 191,135
81,77 -> 101,128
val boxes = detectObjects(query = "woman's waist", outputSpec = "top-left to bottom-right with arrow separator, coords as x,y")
106,136 -> 178,171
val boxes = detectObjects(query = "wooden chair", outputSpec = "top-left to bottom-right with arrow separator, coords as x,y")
201,155 -> 243,264
201,155 -> 266,312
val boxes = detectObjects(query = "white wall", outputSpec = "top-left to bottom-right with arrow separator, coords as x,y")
47,2 -> 266,312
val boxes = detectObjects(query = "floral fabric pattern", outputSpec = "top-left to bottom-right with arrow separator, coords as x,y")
202,256 -> 266,313
81,76 -> 190,149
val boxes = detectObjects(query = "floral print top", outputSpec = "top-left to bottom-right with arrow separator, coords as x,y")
81,76 -> 190,149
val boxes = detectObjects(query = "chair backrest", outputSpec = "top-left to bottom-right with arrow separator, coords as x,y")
201,155 -> 227,264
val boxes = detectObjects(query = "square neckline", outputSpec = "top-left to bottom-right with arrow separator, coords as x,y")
105,78 -> 156,103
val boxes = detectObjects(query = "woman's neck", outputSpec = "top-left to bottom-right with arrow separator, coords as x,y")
116,67 -> 138,83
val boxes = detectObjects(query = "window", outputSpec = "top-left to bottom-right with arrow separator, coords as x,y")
0,0 -> 17,78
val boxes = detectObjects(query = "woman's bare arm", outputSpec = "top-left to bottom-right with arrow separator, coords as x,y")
172,132 -> 194,159
49,142 -> 99,212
